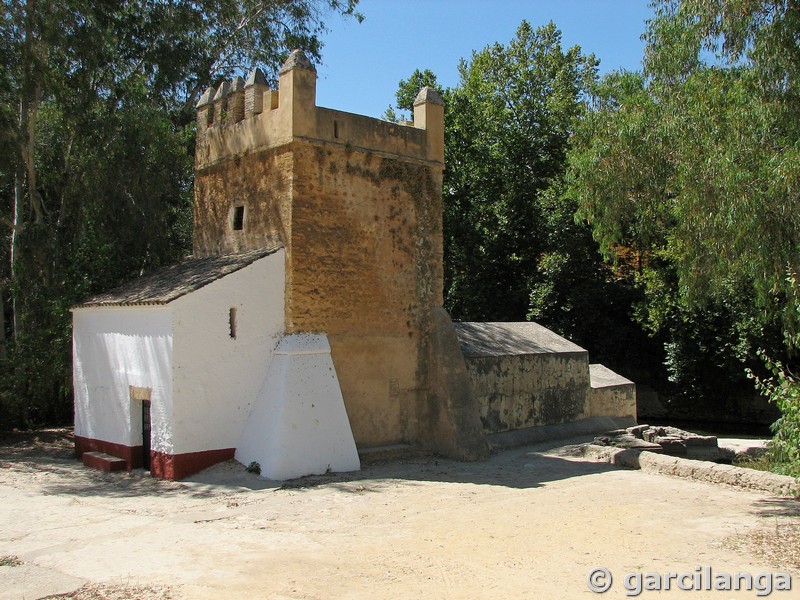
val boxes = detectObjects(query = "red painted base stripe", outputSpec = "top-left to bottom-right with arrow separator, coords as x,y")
150,448 -> 235,480
74,435 -> 142,470
75,435 -> 235,480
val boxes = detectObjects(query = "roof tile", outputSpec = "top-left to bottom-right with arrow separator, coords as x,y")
74,245 -> 282,308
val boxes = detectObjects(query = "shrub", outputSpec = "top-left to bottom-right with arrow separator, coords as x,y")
750,354 -> 800,478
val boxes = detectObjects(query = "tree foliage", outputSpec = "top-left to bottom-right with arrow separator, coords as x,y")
443,21 -> 599,322
570,0 -> 800,340
752,355 -> 800,476
0,0 -> 361,428
383,68 -> 440,122
568,0 -> 800,447
390,21 -> 665,381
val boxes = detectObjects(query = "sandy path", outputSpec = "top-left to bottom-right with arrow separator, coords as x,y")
1,435 -> 798,599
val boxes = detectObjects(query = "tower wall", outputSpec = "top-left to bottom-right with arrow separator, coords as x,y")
288,138 -> 443,445
193,52 -> 486,455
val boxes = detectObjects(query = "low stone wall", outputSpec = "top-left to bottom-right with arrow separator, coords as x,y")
455,322 -> 590,433
589,364 -> 636,420
464,353 -> 590,432
585,445 -> 800,497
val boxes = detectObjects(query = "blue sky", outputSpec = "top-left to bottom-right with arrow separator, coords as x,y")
314,0 -> 655,118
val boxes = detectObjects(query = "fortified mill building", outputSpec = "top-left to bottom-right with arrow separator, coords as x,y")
72,51 -> 635,480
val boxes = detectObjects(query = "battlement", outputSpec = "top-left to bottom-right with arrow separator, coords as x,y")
189,50 -> 475,456
195,50 -> 444,170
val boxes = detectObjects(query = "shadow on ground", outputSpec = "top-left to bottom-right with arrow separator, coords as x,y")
1,430 -> 624,499
751,496 -> 800,517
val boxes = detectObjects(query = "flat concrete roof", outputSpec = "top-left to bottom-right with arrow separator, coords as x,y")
454,322 -> 587,358
589,364 -> 634,388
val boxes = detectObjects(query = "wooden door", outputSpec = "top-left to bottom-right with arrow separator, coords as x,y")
142,400 -> 151,470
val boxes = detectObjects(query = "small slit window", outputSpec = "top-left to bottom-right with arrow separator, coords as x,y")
229,307 -> 237,339
232,205 -> 245,231
333,120 -> 339,139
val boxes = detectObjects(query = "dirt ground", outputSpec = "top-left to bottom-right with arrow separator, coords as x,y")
1,429 -> 799,600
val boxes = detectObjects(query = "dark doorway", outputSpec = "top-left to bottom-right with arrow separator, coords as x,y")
142,400 -> 152,470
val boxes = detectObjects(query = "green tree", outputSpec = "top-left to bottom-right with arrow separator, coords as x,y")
442,21 -> 599,322
567,0 -> 800,455
394,21 -> 662,381
383,68 -> 441,122
0,0 -> 361,428
571,0 -> 800,338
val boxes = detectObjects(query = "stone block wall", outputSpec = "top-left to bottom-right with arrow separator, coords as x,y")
465,353 -> 591,432
455,322 -> 592,433
588,364 -> 636,420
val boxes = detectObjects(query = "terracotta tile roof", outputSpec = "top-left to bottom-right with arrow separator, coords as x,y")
73,245 -> 282,308
454,321 -> 587,357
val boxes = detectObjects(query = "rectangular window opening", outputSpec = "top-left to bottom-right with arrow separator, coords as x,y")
229,307 -> 237,339
232,205 -> 245,231
333,120 -> 339,139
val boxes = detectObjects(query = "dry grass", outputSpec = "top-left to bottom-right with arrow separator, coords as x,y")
724,522 -> 800,572
41,583 -> 173,600
0,554 -> 24,566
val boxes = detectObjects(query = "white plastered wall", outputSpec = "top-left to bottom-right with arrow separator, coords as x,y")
170,250 -> 285,454
236,333 -> 361,480
72,307 -> 173,451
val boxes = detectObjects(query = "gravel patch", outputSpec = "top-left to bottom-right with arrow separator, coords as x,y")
41,583 -> 174,600
724,523 -> 800,572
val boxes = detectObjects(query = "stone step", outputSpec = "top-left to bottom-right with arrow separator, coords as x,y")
82,451 -> 127,472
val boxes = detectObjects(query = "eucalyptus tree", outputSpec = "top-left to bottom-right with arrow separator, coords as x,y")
0,0 -> 361,426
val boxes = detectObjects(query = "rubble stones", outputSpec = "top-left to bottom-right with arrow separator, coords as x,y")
594,424 -> 734,462
593,434 -> 663,452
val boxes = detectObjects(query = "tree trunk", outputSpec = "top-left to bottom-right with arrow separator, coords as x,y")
0,283 -> 6,361
21,0 -> 44,225
11,162 -> 23,339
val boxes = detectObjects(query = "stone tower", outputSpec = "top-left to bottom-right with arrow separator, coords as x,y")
194,51 -> 488,459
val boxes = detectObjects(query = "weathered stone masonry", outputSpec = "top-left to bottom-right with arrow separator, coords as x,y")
194,51 -> 487,457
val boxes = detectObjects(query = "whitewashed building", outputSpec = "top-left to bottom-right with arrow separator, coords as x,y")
73,248 -> 282,478
72,51 -> 635,481
73,246 -> 360,479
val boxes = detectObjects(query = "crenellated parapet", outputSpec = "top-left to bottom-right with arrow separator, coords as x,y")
190,49 -> 486,458
244,67 -> 270,117
196,71 -> 275,136
194,49 -> 444,170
